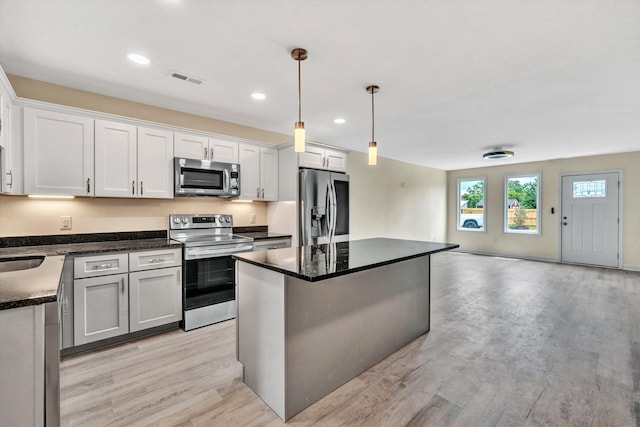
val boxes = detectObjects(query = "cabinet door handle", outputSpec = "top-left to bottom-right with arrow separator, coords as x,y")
140,181 -> 144,196
6,170 -> 12,188
87,178 -> 91,193
121,278 -> 125,295
132,180 -> 135,195
204,147 -> 208,159
262,188 -> 265,199
177,270 -> 181,286
256,187 -> 260,198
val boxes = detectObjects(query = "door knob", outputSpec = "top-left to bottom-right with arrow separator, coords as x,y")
563,222 -> 568,225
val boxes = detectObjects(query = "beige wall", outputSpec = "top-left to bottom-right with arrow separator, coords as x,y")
0,196 -> 266,236
349,152 -> 447,242
0,75 -> 291,237
446,151 -> 640,269
8,74 -> 290,145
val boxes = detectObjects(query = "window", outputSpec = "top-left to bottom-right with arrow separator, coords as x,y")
457,177 -> 486,231
573,180 -> 606,198
504,173 -> 540,234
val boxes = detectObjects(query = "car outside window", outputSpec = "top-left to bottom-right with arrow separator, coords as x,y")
457,177 -> 486,232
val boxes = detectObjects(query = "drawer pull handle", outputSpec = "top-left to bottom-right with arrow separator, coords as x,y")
93,263 -> 113,270
148,257 -> 166,263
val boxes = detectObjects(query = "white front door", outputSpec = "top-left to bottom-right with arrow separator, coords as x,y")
561,172 -> 620,267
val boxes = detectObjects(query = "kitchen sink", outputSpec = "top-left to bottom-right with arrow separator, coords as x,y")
0,255 -> 45,273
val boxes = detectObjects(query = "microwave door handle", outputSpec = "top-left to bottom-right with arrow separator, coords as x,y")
224,168 -> 230,193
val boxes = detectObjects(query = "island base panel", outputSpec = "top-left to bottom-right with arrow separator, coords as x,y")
237,255 -> 431,421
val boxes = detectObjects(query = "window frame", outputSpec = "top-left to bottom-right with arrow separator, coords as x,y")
456,176 -> 487,232
503,172 -> 541,235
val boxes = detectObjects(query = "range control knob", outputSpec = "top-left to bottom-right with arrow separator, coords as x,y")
224,216 -> 231,223
182,217 -> 189,224
173,217 -> 180,224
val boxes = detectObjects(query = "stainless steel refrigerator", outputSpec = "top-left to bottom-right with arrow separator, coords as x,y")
299,168 -> 349,245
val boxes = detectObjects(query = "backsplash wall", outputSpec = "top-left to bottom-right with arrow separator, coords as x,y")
0,196 -> 267,237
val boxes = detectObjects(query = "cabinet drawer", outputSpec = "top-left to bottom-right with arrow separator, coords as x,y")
129,248 -> 182,272
74,253 -> 128,278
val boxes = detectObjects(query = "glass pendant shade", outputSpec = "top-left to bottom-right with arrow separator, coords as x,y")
368,141 -> 377,165
294,121 -> 305,152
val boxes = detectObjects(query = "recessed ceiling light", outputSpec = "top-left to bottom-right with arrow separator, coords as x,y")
127,53 -> 150,65
251,92 -> 266,100
334,118 -> 346,124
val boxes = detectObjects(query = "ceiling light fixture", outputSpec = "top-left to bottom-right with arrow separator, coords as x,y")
483,149 -> 514,160
291,48 -> 308,153
334,118 -> 346,124
366,85 -> 380,166
127,53 -> 150,65
251,92 -> 266,100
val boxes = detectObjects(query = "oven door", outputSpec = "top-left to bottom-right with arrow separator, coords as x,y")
184,255 -> 237,310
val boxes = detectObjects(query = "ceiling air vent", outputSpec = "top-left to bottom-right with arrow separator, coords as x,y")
169,70 -> 204,85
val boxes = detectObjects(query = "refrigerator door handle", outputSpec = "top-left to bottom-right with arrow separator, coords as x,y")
329,179 -> 337,241
325,181 -> 332,242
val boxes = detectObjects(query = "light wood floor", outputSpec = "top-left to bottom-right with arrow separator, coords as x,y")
60,252 -> 640,426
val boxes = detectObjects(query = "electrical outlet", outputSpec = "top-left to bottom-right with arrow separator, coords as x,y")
60,216 -> 72,230
249,213 -> 257,224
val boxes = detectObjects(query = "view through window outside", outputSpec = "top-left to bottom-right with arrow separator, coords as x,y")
458,178 -> 485,231
505,174 -> 539,234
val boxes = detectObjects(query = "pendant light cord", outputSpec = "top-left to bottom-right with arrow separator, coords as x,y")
371,89 -> 375,142
298,55 -> 302,122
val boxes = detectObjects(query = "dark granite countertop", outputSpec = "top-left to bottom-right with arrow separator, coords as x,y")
235,231 -> 292,241
0,231 -> 182,310
233,238 -> 459,282
233,226 -> 292,241
0,238 -> 181,258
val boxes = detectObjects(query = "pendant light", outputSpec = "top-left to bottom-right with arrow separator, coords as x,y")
366,85 -> 379,165
291,48 -> 308,152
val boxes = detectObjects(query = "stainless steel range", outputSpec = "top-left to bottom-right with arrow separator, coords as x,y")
169,214 -> 253,331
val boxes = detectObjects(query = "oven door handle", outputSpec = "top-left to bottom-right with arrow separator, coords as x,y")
184,244 -> 254,260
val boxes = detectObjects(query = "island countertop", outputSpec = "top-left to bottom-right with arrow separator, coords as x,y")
232,238 -> 459,282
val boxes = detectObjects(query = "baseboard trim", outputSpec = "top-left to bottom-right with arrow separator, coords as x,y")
451,249 -> 559,264
452,249 -> 640,272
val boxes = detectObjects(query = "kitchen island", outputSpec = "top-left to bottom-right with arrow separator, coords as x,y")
233,238 -> 458,421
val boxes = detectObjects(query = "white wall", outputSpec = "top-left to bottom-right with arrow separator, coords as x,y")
447,151 -> 640,269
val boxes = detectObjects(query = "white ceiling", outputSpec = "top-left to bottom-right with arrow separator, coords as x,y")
1,0 -> 639,171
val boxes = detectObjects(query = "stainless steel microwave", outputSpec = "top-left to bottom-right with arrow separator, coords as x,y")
174,157 -> 240,197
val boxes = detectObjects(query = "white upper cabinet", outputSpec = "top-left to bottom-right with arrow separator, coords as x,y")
238,143 -> 278,201
209,137 -> 238,163
174,132 -> 208,160
95,122 -> 173,198
260,147 -> 278,201
23,107 -> 94,196
174,132 -> 238,163
137,126 -> 174,199
298,144 -> 347,173
95,120 -> 137,197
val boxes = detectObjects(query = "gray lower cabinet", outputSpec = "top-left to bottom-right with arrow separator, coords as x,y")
70,248 -> 182,347
129,266 -> 181,332
73,273 -> 129,346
